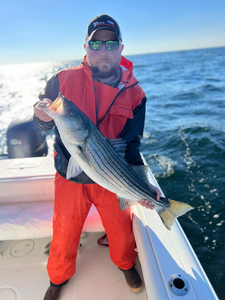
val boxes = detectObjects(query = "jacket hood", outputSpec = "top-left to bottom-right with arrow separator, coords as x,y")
120,56 -> 134,73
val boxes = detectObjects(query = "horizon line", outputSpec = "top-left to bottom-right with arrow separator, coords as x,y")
1,45 -> 224,67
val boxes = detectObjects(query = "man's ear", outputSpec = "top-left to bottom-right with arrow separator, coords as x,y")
84,44 -> 87,51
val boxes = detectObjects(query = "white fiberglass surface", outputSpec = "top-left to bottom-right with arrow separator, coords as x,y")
0,233 -> 147,300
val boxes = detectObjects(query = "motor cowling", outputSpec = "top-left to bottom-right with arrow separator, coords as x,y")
7,117 -> 48,158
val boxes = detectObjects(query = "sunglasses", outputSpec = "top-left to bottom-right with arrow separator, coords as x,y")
88,40 -> 120,51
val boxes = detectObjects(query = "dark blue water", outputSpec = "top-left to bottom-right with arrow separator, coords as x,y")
132,47 -> 225,299
0,47 -> 224,299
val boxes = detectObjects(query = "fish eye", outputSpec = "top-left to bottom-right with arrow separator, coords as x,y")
68,109 -> 73,116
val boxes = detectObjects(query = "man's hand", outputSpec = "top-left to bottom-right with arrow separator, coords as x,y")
34,98 -> 53,122
138,184 -> 162,210
139,199 -> 155,209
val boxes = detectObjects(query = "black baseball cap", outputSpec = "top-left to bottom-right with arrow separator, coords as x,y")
85,14 -> 122,42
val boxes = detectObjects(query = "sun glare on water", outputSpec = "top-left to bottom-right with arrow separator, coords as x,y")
0,62 -> 62,124
0,61 -> 65,156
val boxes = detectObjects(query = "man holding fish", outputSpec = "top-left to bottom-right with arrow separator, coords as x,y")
34,14 -> 191,300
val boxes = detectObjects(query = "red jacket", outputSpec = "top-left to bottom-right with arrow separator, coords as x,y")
58,56 -> 145,138
34,56 -> 147,183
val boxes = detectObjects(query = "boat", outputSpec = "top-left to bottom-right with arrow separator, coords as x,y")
0,120 -> 219,299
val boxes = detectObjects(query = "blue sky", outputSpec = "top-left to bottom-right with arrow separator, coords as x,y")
1,0 -> 225,65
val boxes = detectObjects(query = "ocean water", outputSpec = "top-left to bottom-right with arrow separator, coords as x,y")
0,47 -> 224,299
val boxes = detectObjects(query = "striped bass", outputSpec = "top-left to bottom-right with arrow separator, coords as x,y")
40,93 -> 193,230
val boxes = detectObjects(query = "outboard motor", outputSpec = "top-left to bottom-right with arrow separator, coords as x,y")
7,117 -> 48,158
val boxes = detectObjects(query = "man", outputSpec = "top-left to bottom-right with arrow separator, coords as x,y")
34,14 -> 161,300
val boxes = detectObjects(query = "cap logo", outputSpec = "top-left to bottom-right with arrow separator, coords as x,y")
107,20 -> 114,25
92,20 -> 115,28
92,21 -> 104,27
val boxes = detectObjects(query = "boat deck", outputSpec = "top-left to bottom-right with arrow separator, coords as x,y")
0,232 -> 147,300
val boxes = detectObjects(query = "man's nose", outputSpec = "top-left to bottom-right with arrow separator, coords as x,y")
99,44 -> 108,54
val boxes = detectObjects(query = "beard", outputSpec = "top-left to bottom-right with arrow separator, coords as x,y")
90,58 -> 119,79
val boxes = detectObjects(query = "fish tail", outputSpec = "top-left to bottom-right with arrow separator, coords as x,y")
159,199 -> 194,231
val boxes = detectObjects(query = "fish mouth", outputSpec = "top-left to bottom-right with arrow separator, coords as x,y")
50,93 -> 64,114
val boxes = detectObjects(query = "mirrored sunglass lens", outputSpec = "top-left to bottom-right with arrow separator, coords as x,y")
106,41 -> 119,51
89,40 -> 119,51
89,41 -> 102,50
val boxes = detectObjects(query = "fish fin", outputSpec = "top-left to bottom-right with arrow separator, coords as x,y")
66,157 -> 83,179
118,197 -> 139,211
107,138 -> 126,158
131,165 -> 151,187
159,199 -> 194,230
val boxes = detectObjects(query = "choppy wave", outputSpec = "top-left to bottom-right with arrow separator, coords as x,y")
145,154 -> 176,178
